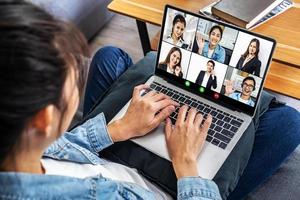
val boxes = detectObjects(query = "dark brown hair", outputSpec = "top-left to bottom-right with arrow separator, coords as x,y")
242,38 -> 260,59
0,0 -> 89,166
209,25 -> 223,39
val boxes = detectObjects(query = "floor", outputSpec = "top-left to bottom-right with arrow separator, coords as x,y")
90,14 -> 300,111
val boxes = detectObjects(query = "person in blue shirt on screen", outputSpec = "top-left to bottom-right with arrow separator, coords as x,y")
225,76 -> 256,106
193,25 -> 226,63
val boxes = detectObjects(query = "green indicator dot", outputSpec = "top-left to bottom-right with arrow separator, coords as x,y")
199,87 -> 205,93
185,81 -> 190,87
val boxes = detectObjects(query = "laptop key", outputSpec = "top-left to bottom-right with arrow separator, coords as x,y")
221,129 -> 234,138
217,113 -> 224,120
216,120 -> 224,126
204,107 -> 211,113
170,117 -> 176,125
214,133 -> 230,143
161,89 -> 167,94
206,135 -> 213,142
230,126 -> 238,133
170,112 -> 176,118
223,123 -> 231,130
231,119 -> 242,127
212,117 -> 217,123
208,129 -> 215,136
214,125 -> 222,132
166,91 -> 173,97
191,101 -> 198,108
219,142 -> 227,149
224,116 -> 231,122
184,99 -> 192,105
210,110 -> 218,116
173,94 -> 179,99
212,139 -> 220,146
197,104 -> 204,111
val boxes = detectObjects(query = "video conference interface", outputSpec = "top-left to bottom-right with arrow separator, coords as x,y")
158,8 -> 274,107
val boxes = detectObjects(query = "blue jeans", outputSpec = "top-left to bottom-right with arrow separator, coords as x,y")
83,46 -> 300,199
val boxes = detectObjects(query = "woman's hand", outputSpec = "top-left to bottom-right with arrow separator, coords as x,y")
108,84 -> 179,142
165,105 -> 212,179
196,33 -> 205,54
225,80 -> 235,96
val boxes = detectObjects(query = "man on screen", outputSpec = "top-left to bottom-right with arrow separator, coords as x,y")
225,76 -> 256,106
195,60 -> 217,90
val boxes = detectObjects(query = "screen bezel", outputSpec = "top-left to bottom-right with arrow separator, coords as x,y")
155,4 -> 276,117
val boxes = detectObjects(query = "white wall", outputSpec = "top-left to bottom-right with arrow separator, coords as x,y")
186,53 -> 228,93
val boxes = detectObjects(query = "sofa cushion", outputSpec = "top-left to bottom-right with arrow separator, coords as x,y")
30,0 -> 114,39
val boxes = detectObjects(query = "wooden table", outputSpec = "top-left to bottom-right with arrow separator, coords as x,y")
108,0 -> 300,99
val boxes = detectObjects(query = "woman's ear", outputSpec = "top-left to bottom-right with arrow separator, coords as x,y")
30,105 -> 55,138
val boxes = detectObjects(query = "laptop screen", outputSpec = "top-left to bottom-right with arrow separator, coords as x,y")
156,5 -> 276,116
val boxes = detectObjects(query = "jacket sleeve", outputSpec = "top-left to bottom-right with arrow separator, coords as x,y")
177,177 -> 222,200
254,59 -> 261,76
195,72 -> 202,85
212,75 -> 217,89
44,113 -> 113,159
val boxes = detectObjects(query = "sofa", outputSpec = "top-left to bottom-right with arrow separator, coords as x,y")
31,1 -> 300,199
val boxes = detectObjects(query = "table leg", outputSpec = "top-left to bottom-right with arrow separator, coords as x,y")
136,20 -> 151,56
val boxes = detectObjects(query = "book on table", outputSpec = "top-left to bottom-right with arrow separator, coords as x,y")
203,0 -> 293,29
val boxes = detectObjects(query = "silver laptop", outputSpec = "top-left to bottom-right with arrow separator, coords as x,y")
110,5 -> 276,180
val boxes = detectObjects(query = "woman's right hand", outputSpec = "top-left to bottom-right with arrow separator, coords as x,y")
165,105 -> 212,179
196,33 -> 205,54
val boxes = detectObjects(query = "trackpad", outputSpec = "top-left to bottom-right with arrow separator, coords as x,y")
131,123 -> 171,161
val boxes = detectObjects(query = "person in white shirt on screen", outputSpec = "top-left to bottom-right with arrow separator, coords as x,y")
195,60 -> 217,90
225,76 -> 256,106
165,14 -> 189,49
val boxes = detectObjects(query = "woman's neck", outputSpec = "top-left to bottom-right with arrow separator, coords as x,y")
1,149 -> 44,174
172,34 -> 179,44
209,43 -> 216,50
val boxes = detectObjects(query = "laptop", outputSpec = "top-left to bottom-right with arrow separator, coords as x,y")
110,5 -> 276,180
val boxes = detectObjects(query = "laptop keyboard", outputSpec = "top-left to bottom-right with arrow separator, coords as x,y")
144,82 -> 244,150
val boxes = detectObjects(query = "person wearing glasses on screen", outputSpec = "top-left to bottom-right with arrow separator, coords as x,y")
158,47 -> 183,77
193,25 -> 226,64
165,14 -> 189,49
195,60 -> 217,90
236,38 -> 261,77
225,77 -> 256,106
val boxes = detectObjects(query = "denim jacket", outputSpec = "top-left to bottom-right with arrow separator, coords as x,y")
202,42 -> 225,64
0,113 -> 222,200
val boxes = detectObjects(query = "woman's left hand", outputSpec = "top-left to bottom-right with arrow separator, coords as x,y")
108,84 -> 179,142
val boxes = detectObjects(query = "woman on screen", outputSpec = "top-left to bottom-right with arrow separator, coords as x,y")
158,47 -> 183,77
236,38 -> 261,76
165,14 -> 189,49
194,25 -> 226,63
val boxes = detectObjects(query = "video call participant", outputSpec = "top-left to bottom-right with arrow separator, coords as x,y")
193,25 -> 226,63
195,60 -> 217,90
158,47 -> 183,77
236,38 -> 261,76
225,76 -> 256,106
165,14 -> 189,49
